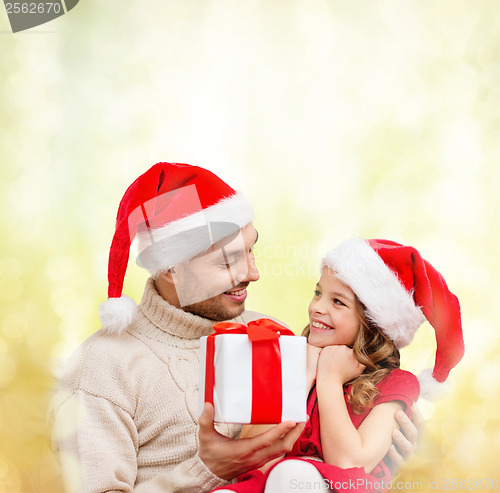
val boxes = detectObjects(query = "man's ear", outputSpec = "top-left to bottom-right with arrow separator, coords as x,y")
158,268 -> 176,285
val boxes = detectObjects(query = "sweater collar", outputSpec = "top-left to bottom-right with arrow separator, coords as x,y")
139,277 -> 215,340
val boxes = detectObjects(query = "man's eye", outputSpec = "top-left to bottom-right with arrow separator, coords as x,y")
219,257 -> 239,268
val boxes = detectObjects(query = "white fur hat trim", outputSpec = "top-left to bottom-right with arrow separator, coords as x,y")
135,191 -> 254,272
418,368 -> 449,400
322,238 -> 425,348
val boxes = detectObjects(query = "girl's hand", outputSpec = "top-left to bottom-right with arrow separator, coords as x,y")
306,343 -> 322,392
317,345 -> 366,385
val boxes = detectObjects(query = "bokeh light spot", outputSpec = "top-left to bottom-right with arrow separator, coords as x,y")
0,278 -> 23,301
0,257 -> 24,279
0,357 -> 17,388
1,314 -> 28,339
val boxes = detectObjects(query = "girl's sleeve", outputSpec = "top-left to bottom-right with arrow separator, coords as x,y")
373,369 -> 420,416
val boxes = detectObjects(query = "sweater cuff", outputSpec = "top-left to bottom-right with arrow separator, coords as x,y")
187,453 -> 232,489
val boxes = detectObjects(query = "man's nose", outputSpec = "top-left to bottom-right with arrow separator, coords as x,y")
245,254 -> 260,282
235,252 -> 259,284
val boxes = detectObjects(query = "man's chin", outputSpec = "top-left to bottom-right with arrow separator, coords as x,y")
183,296 -> 246,322
223,303 -> 246,321
210,300 -> 246,322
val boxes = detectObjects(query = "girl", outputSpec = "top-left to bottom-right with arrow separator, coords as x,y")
213,238 -> 464,493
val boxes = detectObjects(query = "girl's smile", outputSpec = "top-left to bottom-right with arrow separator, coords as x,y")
310,318 -> 334,331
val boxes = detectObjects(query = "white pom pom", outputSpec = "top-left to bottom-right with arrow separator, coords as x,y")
99,295 -> 138,335
418,368 -> 449,400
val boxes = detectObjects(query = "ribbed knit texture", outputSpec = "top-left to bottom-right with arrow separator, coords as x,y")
52,278 -> 256,493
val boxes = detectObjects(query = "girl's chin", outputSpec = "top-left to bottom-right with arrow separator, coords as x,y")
308,339 -> 327,348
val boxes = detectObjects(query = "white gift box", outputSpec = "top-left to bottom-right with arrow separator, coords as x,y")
199,330 -> 307,424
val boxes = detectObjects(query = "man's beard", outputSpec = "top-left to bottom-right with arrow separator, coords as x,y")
183,294 -> 245,321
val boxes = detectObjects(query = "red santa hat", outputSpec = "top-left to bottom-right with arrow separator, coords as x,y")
99,162 -> 254,334
322,238 -> 464,398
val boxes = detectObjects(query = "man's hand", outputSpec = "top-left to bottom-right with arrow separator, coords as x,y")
385,404 -> 424,472
198,403 -> 306,480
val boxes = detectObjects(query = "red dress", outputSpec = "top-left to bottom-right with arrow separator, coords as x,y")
211,368 -> 419,493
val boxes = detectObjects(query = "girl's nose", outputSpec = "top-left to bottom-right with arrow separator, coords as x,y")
310,298 -> 326,315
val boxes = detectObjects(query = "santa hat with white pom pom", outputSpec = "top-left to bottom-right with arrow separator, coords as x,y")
99,162 -> 254,335
322,238 -> 464,399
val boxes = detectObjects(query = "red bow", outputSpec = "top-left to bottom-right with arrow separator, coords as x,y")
211,318 -> 294,340
204,318 -> 294,423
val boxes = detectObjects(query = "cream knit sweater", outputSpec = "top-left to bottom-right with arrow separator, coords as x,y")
53,278 -> 269,493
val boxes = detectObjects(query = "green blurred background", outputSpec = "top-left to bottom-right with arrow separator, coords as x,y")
1,1 -> 499,491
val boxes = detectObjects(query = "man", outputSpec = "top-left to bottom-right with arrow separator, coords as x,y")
52,162 -> 418,492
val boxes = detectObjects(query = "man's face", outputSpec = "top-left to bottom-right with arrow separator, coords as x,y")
171,223 -> 260,321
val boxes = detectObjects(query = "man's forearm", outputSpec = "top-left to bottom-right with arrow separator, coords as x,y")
54,392 -> 228,493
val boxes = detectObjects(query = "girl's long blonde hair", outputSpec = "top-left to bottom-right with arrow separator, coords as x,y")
302,296 -> 400,415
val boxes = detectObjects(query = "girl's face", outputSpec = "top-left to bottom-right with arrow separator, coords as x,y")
307,267 -> 361,348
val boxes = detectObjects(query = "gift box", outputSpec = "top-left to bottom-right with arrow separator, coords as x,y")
199,318 -> 307,424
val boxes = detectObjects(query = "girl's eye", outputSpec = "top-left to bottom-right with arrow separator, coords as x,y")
333,298 -> 345,306
313,289 -> 321,297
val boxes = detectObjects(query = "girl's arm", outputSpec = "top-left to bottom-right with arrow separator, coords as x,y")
316,345 -> 403,473
306,343 -> 322,394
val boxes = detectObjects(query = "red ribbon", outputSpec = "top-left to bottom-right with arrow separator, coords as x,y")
204,318 -> 294,423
